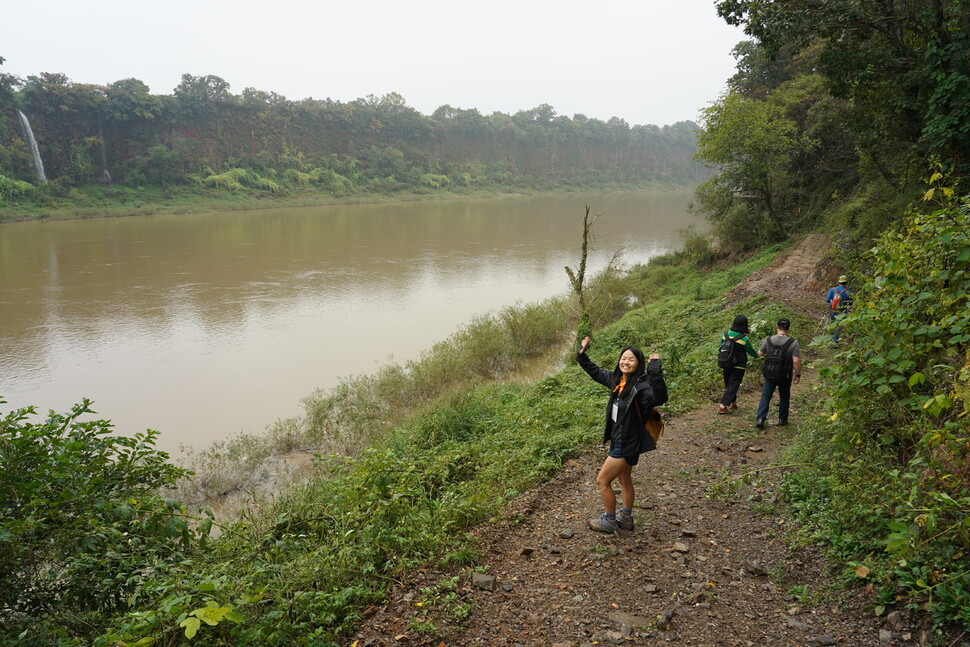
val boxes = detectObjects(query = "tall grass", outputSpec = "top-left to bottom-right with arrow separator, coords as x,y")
176,298 -> 571,506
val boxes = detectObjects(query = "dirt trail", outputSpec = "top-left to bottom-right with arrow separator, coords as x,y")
732,234 -> 833,307
351,235 -> 923,647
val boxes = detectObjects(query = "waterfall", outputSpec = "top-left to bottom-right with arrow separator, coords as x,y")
16,110 -> 47,184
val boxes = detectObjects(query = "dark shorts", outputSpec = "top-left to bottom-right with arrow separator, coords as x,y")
608,440 -> 639,466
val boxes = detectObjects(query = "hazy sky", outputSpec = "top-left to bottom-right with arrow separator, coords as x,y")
4,1 -> 744,127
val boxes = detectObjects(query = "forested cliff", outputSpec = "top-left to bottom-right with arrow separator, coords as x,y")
0,67 -> 702,205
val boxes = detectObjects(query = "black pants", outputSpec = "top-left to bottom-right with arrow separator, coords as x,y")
721,367 -> 746,406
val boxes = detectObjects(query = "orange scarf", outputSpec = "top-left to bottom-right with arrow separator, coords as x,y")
613,376 -> 627,395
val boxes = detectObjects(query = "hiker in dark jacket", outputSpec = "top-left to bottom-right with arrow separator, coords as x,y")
717,314 -> 758,414
577,336 -> 668,533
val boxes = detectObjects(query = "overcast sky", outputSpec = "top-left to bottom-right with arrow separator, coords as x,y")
4,1 -> 745,127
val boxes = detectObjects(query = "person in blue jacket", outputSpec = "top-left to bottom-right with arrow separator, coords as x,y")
577,336 -> 668,533
825,275 -> 853,342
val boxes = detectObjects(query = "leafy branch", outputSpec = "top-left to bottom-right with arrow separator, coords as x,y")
565,204 -> 623,343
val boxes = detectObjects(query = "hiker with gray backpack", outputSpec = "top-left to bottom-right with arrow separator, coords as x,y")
755,318 -> 801,428
716,315 -> 759,415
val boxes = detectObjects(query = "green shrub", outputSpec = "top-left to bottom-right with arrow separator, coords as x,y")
788,192 -> 970,633
420,173 -> 451,189
199,168 -> 283,194
0,173 -> 35,200
0,399 -> 208,642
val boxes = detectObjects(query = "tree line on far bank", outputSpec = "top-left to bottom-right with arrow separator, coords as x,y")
0,60 -> 704,206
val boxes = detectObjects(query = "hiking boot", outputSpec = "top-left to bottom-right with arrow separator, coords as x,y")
588,513 -> 618,533
617,511 -> 634,531
717,404 -> 730,415
777,419 -> 789,426
728,402 -> 738,411
756,418 -> 766,429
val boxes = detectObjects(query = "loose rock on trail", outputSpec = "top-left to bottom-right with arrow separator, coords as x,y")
351,235 -> 924,646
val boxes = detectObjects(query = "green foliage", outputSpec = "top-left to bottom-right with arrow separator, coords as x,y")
697,91 -> 807,241
282,168 -> 312,187
199,168 -> 283,194
785,191 -> 970,633
0,399 -> 207,642
716,0 -> 970,176
0,173 -> 35,200
676,225 -> 725,267
823,193 -> 969,441
134,144 -> 189,187
694,70 -> 862,248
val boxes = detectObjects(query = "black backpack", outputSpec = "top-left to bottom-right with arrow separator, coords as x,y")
717,333 -> 738,369
762,337 -> 795,381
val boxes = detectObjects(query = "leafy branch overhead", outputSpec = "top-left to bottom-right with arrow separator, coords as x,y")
565,204 -> 623,341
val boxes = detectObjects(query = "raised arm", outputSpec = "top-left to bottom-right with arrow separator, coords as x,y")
639,356 -> 668,407
576,336 -> 613,388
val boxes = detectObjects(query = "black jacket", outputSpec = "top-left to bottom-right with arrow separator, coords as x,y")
577,351 -> 668,459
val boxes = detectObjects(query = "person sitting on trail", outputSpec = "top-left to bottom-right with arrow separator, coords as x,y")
825,275 -> 853,342
576,336 -> 667,533
716,314 -> 758,415
755,318 -> 801,428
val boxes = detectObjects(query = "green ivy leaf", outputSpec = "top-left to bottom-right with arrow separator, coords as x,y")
194,603 -> 233,626
180,616 -> 201,638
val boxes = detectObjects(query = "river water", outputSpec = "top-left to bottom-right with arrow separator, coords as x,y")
0,190 -> 699,454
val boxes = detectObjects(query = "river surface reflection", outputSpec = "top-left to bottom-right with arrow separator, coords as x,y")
0,190 -> 700,453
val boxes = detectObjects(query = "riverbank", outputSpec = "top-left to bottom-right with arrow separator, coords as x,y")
0,178 -> 693,223
90,240 -> 796,646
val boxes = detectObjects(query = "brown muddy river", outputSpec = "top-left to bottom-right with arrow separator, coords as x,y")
0,190 -> 699,454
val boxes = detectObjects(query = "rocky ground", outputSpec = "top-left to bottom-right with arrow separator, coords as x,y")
349,236 -> 939,647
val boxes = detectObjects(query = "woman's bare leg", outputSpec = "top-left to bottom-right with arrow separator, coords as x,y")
616,462 -> 634,511
596,457 -> 632,514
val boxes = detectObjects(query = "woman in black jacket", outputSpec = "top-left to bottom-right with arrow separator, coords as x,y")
577,335 -> 668,532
